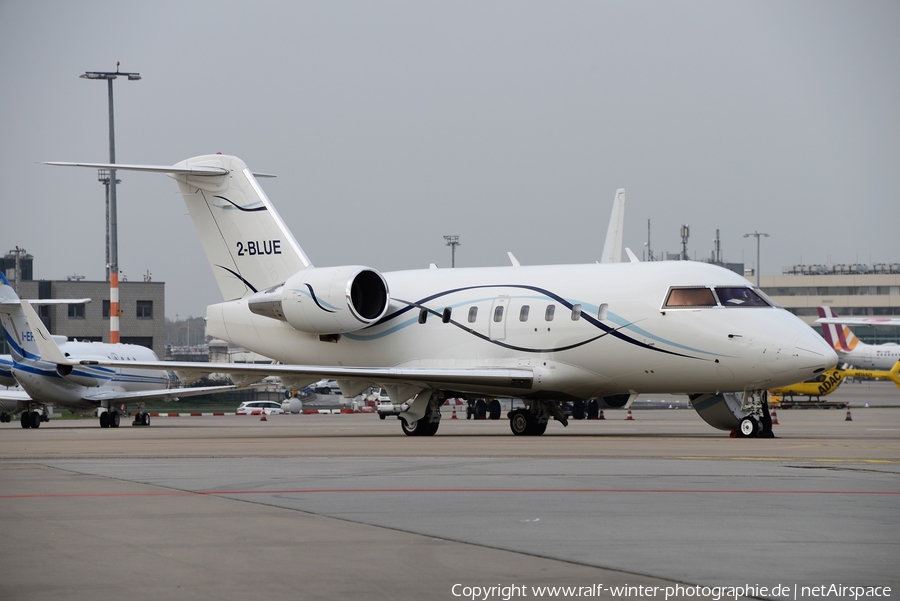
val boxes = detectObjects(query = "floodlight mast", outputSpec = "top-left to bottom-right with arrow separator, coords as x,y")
743,231 -> 769,287
80,63 -> 140,343
443,235 -> 460,268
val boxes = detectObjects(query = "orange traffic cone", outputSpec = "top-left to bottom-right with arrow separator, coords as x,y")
845,406 -> 852,421
451,405 -> 458,420
598,410 -> 605,420
626,409 -> 633,421
260,411 -> 268,422
771,408 -> 779,425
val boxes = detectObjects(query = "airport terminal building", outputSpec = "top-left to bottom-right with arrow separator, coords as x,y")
1,251 -> 165,357
758,263 -> 900,345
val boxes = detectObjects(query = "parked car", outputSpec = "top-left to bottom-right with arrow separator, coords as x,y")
236,401 -> 285,416
312,379 -> 342,395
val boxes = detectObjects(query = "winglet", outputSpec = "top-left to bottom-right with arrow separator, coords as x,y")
20,301 -> 75,365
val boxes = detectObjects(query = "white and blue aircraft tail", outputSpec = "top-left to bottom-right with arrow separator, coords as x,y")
0,272 -> 236,428
47,155 -> 838,437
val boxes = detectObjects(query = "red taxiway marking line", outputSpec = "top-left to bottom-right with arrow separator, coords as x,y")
1,488 -> 898,499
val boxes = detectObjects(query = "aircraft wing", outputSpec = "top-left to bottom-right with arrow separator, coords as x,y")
815,317 -> 900,326
83,384 -> 237,403
22,299 -> 533,395
75,361 -> 533,396
0,389 -> 31,412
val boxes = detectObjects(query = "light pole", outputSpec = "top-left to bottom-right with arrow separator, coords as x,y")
81,64 -> 141,343
744,231 -> 769,287
443,235 -> 460,268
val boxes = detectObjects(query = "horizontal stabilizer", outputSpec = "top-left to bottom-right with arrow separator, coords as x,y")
44,162 -> 228,176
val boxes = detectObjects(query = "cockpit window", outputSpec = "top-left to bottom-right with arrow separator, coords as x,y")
714,287 -> 770,307
664,287 -> 717,308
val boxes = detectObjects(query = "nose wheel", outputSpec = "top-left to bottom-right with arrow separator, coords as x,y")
738,415 -> 760,438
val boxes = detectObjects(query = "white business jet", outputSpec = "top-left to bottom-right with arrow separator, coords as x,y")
0,272 -> 236,428
45,155 -> 837,437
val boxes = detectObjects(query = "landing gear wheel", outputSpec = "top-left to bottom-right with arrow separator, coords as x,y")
587,400 -> 599,419
401,419 -> 421,436
488,400 -> 501,420
509,409 -> 533,436
419,420 -> 440,436
143,413 -> 151,426
20,412 -> 31,429
110,412 -> 120,428
30,411 -> 41,428
573,400 -> 585,420
738,415 -> 760,438
474,399 -> 486,419
531,422 -> 547,435
100,412 -> 110,428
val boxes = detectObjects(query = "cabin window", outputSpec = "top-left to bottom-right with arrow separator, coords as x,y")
418,308 -> 428,324
442,307 -> 452,323
597,303 -> 609,320
545,305 -> 555,321
714,287 -> 770,307
519,305 -> 530,322
571,304 -> 582,321
664,287 -> 717,308
493,305 -> 504,322
467,306 -> 478,323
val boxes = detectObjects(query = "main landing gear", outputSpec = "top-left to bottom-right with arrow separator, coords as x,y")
399,392 -> 443,436
99,409 -> 121,428
508,400 -> 565,436
19,410 -> 43,429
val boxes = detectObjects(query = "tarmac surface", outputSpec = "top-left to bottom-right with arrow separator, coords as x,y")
1,382 -> 898,601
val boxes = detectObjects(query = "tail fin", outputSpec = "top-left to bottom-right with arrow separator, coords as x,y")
45,155 -> 312,301
817,306 -> 858,352
0,273 -> 40,361
171,155 -> 311,300
600,189 -> 626,263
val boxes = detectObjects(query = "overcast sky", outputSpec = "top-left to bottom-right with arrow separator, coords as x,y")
1,1 -> 898,319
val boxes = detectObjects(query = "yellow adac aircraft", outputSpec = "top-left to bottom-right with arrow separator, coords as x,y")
770,361 -> 900,402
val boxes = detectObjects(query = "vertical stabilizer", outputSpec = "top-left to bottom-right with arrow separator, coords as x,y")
0,273 -> 40,361
170,155 -> 312,300
600,189 -> 626,263
817,306 -> 858,352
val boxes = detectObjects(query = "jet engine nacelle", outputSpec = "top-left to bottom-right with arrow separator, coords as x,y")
248,266 -> 389,335
55,363 -> 105,387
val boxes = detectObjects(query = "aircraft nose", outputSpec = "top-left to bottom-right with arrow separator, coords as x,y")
792,327 -> 839,372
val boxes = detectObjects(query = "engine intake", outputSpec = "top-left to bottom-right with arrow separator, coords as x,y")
248,266 -> 389,334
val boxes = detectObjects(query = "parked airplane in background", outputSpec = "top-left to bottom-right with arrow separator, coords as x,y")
46,155 -> 837,437
0,273 -> 236,428
816,307 -> 900,371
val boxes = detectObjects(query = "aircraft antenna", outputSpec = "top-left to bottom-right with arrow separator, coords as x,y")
680,225 -> 690,261
443,235 -> 460,268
